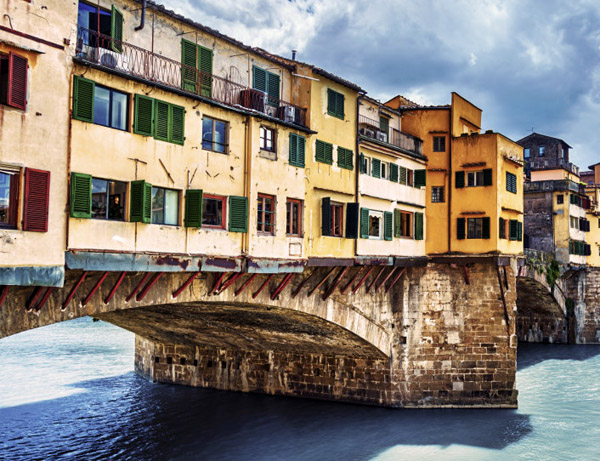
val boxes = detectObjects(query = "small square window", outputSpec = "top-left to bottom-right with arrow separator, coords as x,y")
260,126 -> 276,153
433,136 -> 446,152
91,178 -> 127,220
202,117 -> 228,153
202,194 -> 226,229
467,218 -> 483,239
368,210 -> 383,240
539,146 -> 545,156
557,194 -> 564,204
524,148 -> 530,158
431,186 -> 445,203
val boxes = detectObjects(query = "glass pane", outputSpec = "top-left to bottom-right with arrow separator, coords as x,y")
111,91 -> 128,130
91,178 -> 108,219
202,118 -> 213,150
202,198 -> 223,226
0,172 -> 11,225
164,190 -> 179,225
107,180 -> 126,220
214,120 -> 226,153
151,187 -> 164,224
94,86 -> 110,127
99,9 -> 111,37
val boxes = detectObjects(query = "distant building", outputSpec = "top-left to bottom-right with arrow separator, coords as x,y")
518,132 -> 578,180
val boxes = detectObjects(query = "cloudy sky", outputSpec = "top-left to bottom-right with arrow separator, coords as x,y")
169,0 -> 600,169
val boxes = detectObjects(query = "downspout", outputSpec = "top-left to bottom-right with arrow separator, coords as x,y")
66,70 -> 75,253
355,92 -> 365,257
447,108 -> 453,254
243,114 -> 252,255
135,0 -> 146,31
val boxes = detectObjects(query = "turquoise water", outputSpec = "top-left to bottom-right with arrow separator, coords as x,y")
0,318 -> 599,460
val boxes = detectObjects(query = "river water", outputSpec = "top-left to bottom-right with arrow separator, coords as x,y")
0,318 -> 599,461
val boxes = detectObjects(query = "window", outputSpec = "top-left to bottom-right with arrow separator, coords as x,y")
396,210 -> 412,238
0,52 -> 28,110
368,210 -> 383,239
467,171 -> 484,187
77,2 -> 122,52
286,198 -> 302,236
0,170 -> 19,228
433,136 -> 446,152
130,94 -> 185,144
524,148 -> 530,158
315,140 -> 333,164
253,65 -> 280,106
539,146 -> 545,156
202,117 -> 228,153
389,163 -> 399,182
506,172 -> 517,194
371,158 -> 381,178
327,88 -> 344,119
202,194 -> 226,229
407,169 -> 414,187
330,202 -> 344,237
414,169 -> 426,188
91,178 -> 126,220
399,166 -> 407,185
181,39 -> 213,97
557,194 -> 564,204
381,162 -> 388,180
151,187 -> 179,225
570,216 -> 579,229
337,147 -> 353,170
260,126 -> 276,152
257,194 -> 275,234
289,133 -> 305,167
94,85 -> 128,130
467,217 -> 491,239
509,219 -> 522,241
432,186 -> 445,203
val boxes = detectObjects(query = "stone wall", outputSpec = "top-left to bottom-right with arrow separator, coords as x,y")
566,269 -> 600,343
523,191 -> 555,254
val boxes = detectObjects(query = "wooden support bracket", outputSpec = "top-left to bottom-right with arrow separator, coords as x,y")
341,267 -> 363,295
82,271 -> 109,307
352,266 -> 374,293
322,266 -> 351,300
366,266 -> 385,294
252,274 -> 274,299
216,272 -> 243,295
463,265 -> 470,285
104,272 -> 127,304
0,285 -> 8,310
136,272 -> 164,302
172,272 -> 200,299
307,267 -> 337,297
271,273 -> 294,300
291,271 -> 315,298
126,272 -> 151,302
26,286 -> 45,312
62,271 -> 88,310
385,268 -> 406,293
211,272 -> 227,295
234,274 -> 257,297
35,287 -> 54,312
376,267 -> 398,292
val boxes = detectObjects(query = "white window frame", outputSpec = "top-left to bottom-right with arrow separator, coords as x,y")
368,210 -> 383,240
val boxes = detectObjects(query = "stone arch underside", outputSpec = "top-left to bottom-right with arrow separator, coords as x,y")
516,277 -> 566,343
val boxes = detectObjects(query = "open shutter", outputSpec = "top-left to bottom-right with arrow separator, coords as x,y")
7,52 -> 27,110
455,171 -> 465,188
70,172 -> 92,218
134,94 -> 154,136
457,218 -> 465,240
171,104 -> 185,145
414,169 -> 426,188
414,212 -> 424,240
228,196 -> 248,232
23,168 -> 50,232
372,158 -> 381,178
267,71 -> 280,106
585,244 -> 591,256
399,166 -> 407,185
360,154 -> 367,174
482,217 -> 490,239
253,66 -> 267,93
390,163 -> 399,182
345,203 -> 359,238
111,5 -> 124,53
297,135 -> 305,167
198,45 -> 213,98
483,168 -> 493,186
380,116 -> 389,137
73,76 -> 95,123
499,217 -> 505,239
384,211 -> 393,241
321,197 -> 331,236
154,100 -> 170,141
335,92 -> 344,118
181,39 -> 198,93
517,221 -> 523,241
327,89 -> 336,116
509,219 -> 518,241
130,180 -> 152,223
289,133 -> 298,165
360,207 -> 369,238
394,209 -> 400,237
184,189 -> 203,227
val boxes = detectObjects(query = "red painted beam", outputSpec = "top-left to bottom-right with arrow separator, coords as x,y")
82,271 -> 109,307
172,272 -> 200,299
104,271 -> 127,304
125,272 -> 151,302
0,285 -> 9,310
62,271 -> 88,310
211,272 -> 227,295
136,272 -> 164,302
376,267 -> 398,292
322,266 -> 351,300
463,265 -> 470,285
270,273 -> 294,300
341,267 -> 363,295
307,267 -> 337,297
291,271 -> 315,298
366,266 -> 385,294
252,274 -> 274,299
216,272 -> 243,295
352,266 -> 374,293
35,287 -> 55,312
385,268 -> 406,293
26,286 -> 44,312
234,274 -> 257,297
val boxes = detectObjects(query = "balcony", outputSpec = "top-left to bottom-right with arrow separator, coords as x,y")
74,27 -> 308,128
358,115 -> 423,156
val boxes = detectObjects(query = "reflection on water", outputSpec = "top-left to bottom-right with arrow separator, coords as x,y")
0,319 -> 598,460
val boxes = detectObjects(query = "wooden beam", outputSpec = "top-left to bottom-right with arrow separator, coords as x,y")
291,271 -> 315,298
82,271 -> 109,307
322,266 -> 351,300
252,274 -> 274,299
104,271 -> 127,304
385,268 -> 406,293
0,285 -> 8,310
270,273 -> 294,300
216,272 -> 243,295
211,272 -> 227,295
35,287 -> 55,312
136,272 -> 164,302
62,271 -> 88,310
352,266 -> 375,293
366,266 -> 385,293
463,265 -> 470,285
376,267 -> 397,292
26,286 -> 44,312
341,267 -> 363,294
307,267 -> 337,297
234,274 -> 257,297
125,272 -> 151,302
172,272 -> 200,299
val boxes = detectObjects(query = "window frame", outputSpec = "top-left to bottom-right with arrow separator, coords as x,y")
524,148 -> 530,158
259,125 -> 277,153
93,83 -> 129,131
557,194 -> 564,204
431,186 -> 445,203
467,217 -> 483,239
330,202 -> 344,237
257,193 -> 275,235
399,210 -> 412,238
467,170 -> 484,187
367,210 -> 383,240
202,116 -> 229,153
286,198 -> 303,237
151,186 -> 180,226
202,193 -> 226,230
91,177 -> 127,221
433,136 -> 446,152
506,171 -> 517,194
0,169 -> 20,229
538,146 -> 545,156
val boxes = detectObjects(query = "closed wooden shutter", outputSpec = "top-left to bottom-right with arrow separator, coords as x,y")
335,92 -> 344,118
321,197 -> 331,236
184,189 -> 203,227
23,168 -> 50,232
171,104 -> 185,145
517,221 -> 523,241
111,5 -> 123,53
509,219 -> 518,240
181,39 -> 198,92
338,147 -> 353,169
154,100 -> 170,141
394,209 -> 400,237
414,169 -> 426,188
372,158 -> 381,178
316,140 -> 333,164
134,94 -> 154,136
130,180 -> 152,223
400,166 -> 407,185
499,217 -> 505,239
267,71 -> 280,106
585,244 -> 591,256
457,218 -> 465,240
360,207 -> 369,238
345,202 -> 359,238
360,154 -> 367,174
455,171 -> 465,188
482,217 -> 490,239
289,133 -> 298,165
483,168 -> 493,186
198,46 -> 213,97
253,66 -> 267,93
297,135 -> 305,167
384,211 -> 393,241
228,196 -> 248,232
380,116 -> 389,137
327,89 -> 336,116
73,76 -> 95,123
70,172 -> 92,218
390,163 -> 399,182
414,212 -> 424,240
8,52 -> 27,110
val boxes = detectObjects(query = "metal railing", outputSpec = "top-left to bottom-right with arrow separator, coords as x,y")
75,27 -> 307,128
358,114 -> 423,155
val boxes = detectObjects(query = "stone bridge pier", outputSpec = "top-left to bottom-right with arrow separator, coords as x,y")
0,256 -> 519,408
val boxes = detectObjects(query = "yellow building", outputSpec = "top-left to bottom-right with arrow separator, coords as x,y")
390,93 -> 524,256
583,163 -> 600,266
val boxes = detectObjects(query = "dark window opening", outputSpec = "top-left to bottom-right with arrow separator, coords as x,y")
91,178 -> 126,220
0,170 -> 20,229
202,194 -> 226,229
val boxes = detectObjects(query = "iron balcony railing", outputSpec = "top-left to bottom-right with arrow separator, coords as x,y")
358,114 -> 423,156
75,27 -> 308,128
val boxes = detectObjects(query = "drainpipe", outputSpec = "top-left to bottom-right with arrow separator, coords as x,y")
355,92 -> 365,257
243,114 -> 252,255
135,0 -> 146,31
447,107 -> 453,254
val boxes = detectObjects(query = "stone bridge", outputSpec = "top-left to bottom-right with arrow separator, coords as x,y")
0,256 -> 519,408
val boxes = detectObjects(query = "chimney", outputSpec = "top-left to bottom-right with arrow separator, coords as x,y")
291,50 -> 297,61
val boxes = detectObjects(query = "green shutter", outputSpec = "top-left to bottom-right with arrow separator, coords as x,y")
394,209 -> 400,237
228,196 -> 248,232
316,140 -> 332,164
506,172 -> 517,193
455,171 -> 465,188
372,158 -> 381,178
360,207 -> 369,238
517,221 -> 523,241
253,66 -> 267,93
345,203 -> 359,239
198,45 -> 213,98
509,219 -> 518,241
336,92 -> 344,119
499,217 -> 505,239
73,76 -> 95,123
184,189 -> 203,227
327,89 -> 336,116
414,212 -> 424,240
289,133 -> 298,165
457,218 -> 466,239
483,168 -> 493,186
338,147 -> 353,170
400,166 -> 407,185
360,154 -> 367,174
134,94 -> 154,136
325,142 -> 333,164
154,100 -> 170,141
297,135 -> 305,167
321,197 -> 331,236
70,172 -> 92,219
482,217 -> 490,239
327,89 -> 344,118
110,5 -> 123,53
267,71 -> 280,106
171,104 -> 185,145
380,116 -> 389,137
414,169 -> 426,188
130,180 -> 152,224
384,211 -> 393,241
390,163 -> 399,182
181,39 -> 198,93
